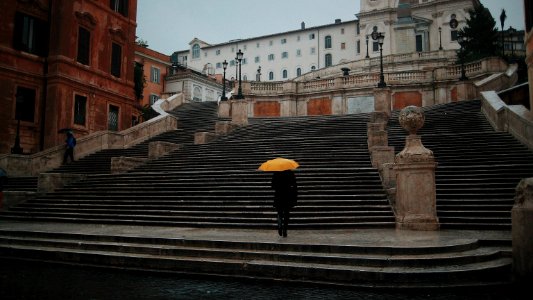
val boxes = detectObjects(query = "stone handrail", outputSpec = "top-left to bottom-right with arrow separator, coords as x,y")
0,93 -> 183,177
245,56 -> 507,96
481,90 -> 533,151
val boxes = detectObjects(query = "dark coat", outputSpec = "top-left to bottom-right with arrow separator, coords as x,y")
271,170 -> 297,209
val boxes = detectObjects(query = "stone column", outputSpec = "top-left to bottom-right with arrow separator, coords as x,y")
512,178 -> 533,284
393,106 -> 439,230
231,100 -> 249,126
373,88 -> 392,116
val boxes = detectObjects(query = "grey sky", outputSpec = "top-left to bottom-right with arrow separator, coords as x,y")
136,0 -> 526,55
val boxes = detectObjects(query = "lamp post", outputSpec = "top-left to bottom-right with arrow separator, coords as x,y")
438,27 -> 443,50
365,35 -> 370,58
508,26 -> 516,57
372,32 -> 386,88
221,60 -> 228,100
235,49 -> 244,99
457,35 -> 468,81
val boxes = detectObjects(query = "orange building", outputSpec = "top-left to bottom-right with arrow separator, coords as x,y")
134,45 -> 170,108
0,0 -> 139,154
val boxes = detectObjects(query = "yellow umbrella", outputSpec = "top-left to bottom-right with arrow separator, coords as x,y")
258,157 -> 299,172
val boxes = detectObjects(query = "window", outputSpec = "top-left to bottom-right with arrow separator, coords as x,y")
269,71 -> 274,80
108,105 -> 119,131
310,47 -> 316,54
15,87 -> 36,122
204,52 -> 207,57
149,94 -> 158,105
451,30 -> 458,41
192,44 -> 200,59
150,66 -> 160,84
325,36 -> 332,49
256,42 -> 260,48
341,28 -> 345,34
269,40 -> 273,46
281,38 -> 287,44
193,86 -> 202,101
311,65 -> 316,71
216,49 -> 220,55
13,12 -> 49,56
416,34 -> 423,52
243,75 -> 247,81
296,49 -> 301,56
373,41 -> 379,52
356,23 -> 360,35
268,54 -> 275,61
77,27 -> 90,65
342,42 -> 347,50
230,60 -> 235,66
309,33 -> 315,40
282,51 -> 288,59
296,68 -> 302,77
110,0 -> 128,17
74,94 -> 87,126
111,42 -> 122,77
297,36 -> 301,41
325,54 -> 333,67
216,62 -> 222,69
355,41 -> 359,53
255,56 -> 260,63
282,69 -> 288,79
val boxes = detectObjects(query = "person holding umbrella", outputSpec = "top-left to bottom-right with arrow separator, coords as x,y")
62,130 -> 76,164
259,158 -> 298,237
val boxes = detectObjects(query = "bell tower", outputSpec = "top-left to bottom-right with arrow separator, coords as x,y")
360,0 -> 396,14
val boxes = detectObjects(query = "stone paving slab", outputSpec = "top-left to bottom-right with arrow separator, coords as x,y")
0,221 -> 511,248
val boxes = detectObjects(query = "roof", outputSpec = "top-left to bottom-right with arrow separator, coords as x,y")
174,19 -> 359,54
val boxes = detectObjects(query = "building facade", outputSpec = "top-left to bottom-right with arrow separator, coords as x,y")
134,45 -> 170,108
0,0 -> 139,155
174,0 -> 478,83
525,0 -> 533,111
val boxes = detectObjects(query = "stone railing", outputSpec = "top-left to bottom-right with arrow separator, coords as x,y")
0,94 -> 183,177
481,90 -> 533,151
245,56 -> 507,97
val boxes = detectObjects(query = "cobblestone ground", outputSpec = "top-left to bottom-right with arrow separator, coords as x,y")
0,259 -> 518,299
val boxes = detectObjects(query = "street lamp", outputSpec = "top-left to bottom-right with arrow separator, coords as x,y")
221,60 -> 228,100
457,35 -> 469,81
372,31 -> 386,88
508,26 -> 516,57
438,27 -> 443,50
365,35 -> 370,58
235,49 -> 244,99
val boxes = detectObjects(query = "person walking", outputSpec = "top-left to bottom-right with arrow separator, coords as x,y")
271,170 -> 298,237
63,131 -> 76,164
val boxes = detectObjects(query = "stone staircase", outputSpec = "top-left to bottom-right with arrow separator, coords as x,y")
1,111 -> 396,229
0,227 -> 512,289
388,100 -> 533,230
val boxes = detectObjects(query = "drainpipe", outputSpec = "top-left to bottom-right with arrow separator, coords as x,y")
39,0 -> 53,151
317,28 -> 320,69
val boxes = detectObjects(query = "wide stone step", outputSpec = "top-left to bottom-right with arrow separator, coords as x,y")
0,229 -> 512,288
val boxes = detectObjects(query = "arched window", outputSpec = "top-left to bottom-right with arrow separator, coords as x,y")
193,86 -> 202,101
311,65 -> 316,71
325,35 -> 332,49
192,44 -> 200,59
269,71 -> 274,80
243,75 -> 247,81
325,54 -> 333,67
282,69 -> 288,79
296,68 -> 302,77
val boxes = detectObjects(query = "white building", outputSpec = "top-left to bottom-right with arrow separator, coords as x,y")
173,0 -> 477,82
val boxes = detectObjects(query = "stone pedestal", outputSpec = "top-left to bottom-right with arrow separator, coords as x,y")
194,132 -> 217,145
215,121 -> 239,135
38,173 -> 87,194
374,88 -> 392,116
231,100 -> 249,126
370,146 -> 394,169
111,157 -> 148,174
393,106 -> 439,231
455,81 -> 476,101
148,141 -> 181,160
218,101 -> 230,118
368,129 -> 388,150
512,178 -> 533,284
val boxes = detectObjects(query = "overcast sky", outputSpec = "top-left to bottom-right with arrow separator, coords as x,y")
136,0 -> 526,55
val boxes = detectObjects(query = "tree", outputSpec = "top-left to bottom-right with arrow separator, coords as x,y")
457,3 -> 499,62
499,9 -> 507,55
134,62 -> 146,100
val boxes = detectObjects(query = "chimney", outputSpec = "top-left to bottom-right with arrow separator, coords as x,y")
335,19 -> 341,24
301,22 -> 305,29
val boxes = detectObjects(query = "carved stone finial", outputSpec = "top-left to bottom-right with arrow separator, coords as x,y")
514,178 -> 533,208
399,105 -> 425,135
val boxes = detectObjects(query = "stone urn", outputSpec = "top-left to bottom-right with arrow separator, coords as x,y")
398,105 -> 425,135
396,106 -> 434,163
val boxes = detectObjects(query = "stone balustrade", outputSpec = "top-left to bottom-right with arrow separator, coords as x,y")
0,94 -> 183,177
